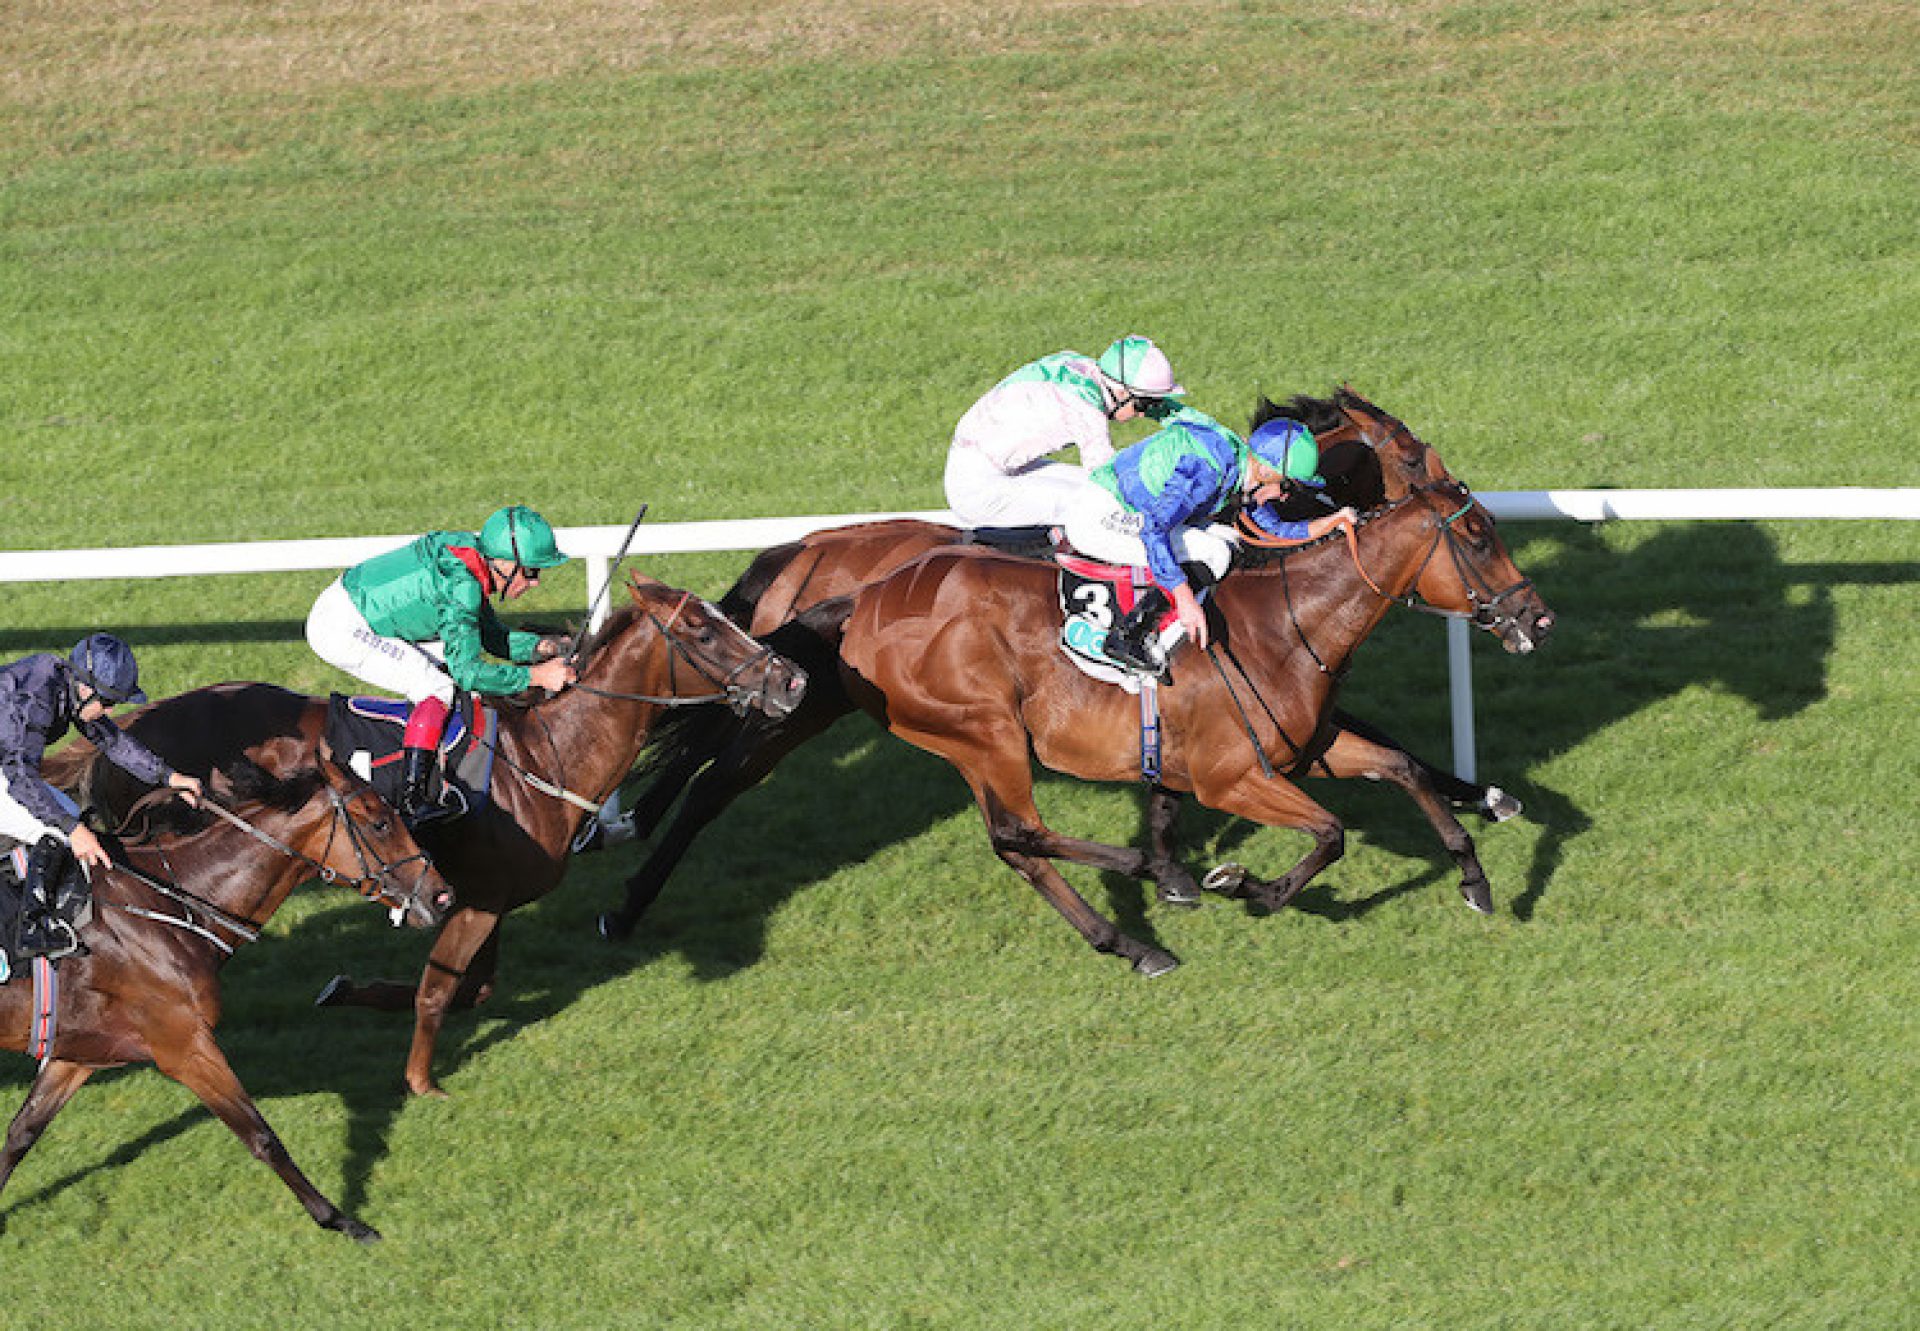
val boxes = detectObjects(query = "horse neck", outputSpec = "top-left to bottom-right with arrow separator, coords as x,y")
500,621 -> 666,815
120,804 -> 323,938
1229,501 -> 1442,667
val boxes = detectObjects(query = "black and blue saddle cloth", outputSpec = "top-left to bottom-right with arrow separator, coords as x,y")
323,693 -> 500,824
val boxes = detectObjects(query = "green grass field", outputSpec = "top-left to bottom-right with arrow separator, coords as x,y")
2,3 -> 1916,1327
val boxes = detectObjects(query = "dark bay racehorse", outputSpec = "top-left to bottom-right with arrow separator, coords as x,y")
93,575 -> 805,1097
600,389 -> 1535,938
816,478 -> 1551,975
1,755 -> 451,1243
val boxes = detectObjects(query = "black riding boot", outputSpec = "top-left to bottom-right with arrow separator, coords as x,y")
1103,587 -> 1171,675
399,746 -> 437,821
16,836 -> 80,960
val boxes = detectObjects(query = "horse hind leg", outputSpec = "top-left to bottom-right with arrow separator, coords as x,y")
150,1029 -> 378,1242
0,1060 -> 96,1217
975,791 -> 1179,978
1144,785 -> 1203,907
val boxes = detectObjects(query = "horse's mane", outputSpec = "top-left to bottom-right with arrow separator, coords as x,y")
575,602 -> 642,664
1249,390 -> 1350,437
1233,490 -> 1412,571
117,757 -> 326,843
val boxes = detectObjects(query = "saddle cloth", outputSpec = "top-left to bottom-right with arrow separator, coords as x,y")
1054,554 -> 1185,695
323,693 -> 499,821
0,842 -> 90,977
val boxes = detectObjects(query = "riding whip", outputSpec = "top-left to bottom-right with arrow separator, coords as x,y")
569,503 -> 649,670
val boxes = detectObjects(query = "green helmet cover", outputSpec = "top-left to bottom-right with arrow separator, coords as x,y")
479,505 -> 568,568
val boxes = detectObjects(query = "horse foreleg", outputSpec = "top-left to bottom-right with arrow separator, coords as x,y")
1143,785 -> 1203,906
151,1028 -> 378,1242
1198,772 -> 1345,912
1309,723 -> 1499,914
0,1060 -> 95,1209
402,907 -> 502,1098
604,696 -> 853,941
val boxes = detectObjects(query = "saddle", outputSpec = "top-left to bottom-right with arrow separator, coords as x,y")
323,693 -> 499,823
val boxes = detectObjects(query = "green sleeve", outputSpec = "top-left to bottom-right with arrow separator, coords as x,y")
436,587 -> 534,695
477,604 -> 544,664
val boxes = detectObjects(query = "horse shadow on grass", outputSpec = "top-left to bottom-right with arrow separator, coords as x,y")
1177,520 -> 1876,921
1,519 -> 1890,1228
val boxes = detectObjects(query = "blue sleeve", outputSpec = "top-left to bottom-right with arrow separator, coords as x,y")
1249,503 -> 1313,542
1136,456 -> 1228,589
83,716 -> 175,788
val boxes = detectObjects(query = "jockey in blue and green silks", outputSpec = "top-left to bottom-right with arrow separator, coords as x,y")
1062,417 -> 1358,675
304,504 -> 577,817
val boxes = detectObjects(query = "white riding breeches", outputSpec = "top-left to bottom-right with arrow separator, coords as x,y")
305,578 -> 456,705
0,769 -> 79,847
944,443 -> 1092,528
1060,485 -> 1236,585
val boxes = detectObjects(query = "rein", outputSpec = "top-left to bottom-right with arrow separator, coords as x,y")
483,589 -> 784,815
102,783 -> 431,951
569,592 -> 784,714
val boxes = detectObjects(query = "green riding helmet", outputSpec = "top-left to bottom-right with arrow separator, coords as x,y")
1246,419 -> 1327,488
478,504 -> 569,570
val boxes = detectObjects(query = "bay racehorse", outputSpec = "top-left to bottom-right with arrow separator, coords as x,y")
599,389 -> 1536,938
811,477 -> 1551,975
89,574 -> 805,1097
2,754 -> 452,1242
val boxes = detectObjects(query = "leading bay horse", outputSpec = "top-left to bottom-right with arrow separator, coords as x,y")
2,754 -> 452,1242
814,477 -> 1551,975
599,389 -> 1535,939
92,574 -> 806,1097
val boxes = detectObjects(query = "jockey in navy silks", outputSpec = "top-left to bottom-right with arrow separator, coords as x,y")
1061,416 -> 1359,676
304,504 -> 576,819
0,634 -> 203,958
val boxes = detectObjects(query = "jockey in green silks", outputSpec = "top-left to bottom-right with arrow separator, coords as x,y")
304,504 -> 576,817
1062,416 -> 1358,676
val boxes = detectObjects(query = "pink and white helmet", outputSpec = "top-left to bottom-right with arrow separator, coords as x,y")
1096,335 -> 1185,398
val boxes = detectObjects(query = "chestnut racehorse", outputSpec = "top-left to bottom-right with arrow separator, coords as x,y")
600,390 -> 1536,939
814,478 -> 1552,975
1,756 -> 452,1242
89,575 -> 805,1097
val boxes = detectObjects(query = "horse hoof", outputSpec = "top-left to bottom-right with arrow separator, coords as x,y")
1460,879 -> 1495,915
1483,786 -> 1523,822
313,975 -> 352,1008
1202,863 -> 1249,895
340,1218 -> 382,1244
1133,950 -> 1180,978
1157,881 -> 1204,909
596,912 -> 632,942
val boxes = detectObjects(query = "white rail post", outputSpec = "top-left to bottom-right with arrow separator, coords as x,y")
1448,616 -> 1476,783
585,556 -> 612,631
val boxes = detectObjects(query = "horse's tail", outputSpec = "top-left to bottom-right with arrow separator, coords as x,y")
718,539 -> 806,624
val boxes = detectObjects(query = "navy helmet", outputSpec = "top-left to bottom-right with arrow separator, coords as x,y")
69,633 -> 148,706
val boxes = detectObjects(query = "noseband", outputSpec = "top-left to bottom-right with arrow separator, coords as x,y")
203,783 -> 441,920
571,591 -> 784,716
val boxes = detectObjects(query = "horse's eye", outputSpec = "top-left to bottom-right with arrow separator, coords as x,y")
371,817 -> 391,834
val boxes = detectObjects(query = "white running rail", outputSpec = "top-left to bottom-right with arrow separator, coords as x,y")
4,489 -> 1916,780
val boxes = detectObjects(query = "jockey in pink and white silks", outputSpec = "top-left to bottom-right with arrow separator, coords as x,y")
305,504 -> 576,818
945,335 -> 1205,529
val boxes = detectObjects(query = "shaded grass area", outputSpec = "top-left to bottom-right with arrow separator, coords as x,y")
2,1 -> 1917,1327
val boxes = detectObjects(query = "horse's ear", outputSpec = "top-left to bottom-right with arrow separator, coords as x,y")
625,570 -> 665,599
